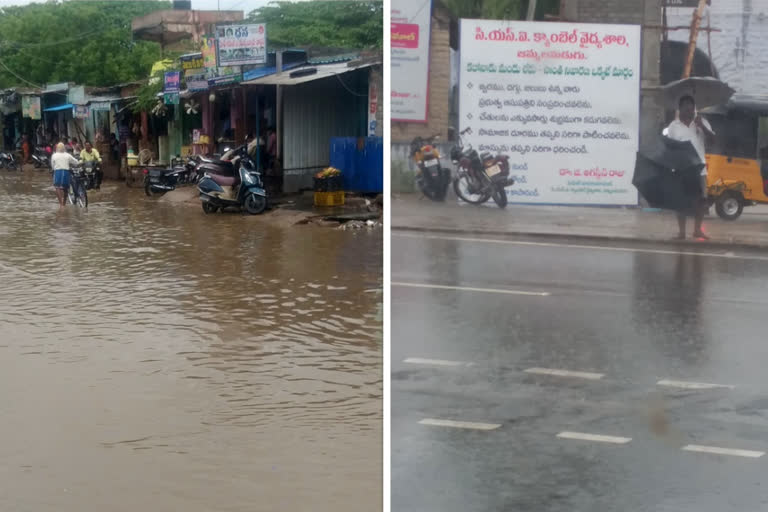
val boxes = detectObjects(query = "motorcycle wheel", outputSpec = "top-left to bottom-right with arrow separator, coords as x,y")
77,188 -> 88,208
202,202 -> 218,214
453,173 -> 490,204
244,193 -> 267,215
33,160 -> 42,169
491,185 -> 508,209
416,177 -> 439,202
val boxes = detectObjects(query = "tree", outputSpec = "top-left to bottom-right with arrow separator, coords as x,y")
0,1 -> 169,88
246,1 -> 383,50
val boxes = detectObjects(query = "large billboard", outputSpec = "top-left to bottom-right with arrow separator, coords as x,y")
459,20 -> 641,205
391,0 -> 431,122
216,24 -> 267,67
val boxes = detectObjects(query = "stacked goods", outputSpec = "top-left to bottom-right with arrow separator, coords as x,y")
314,167 -> 343,192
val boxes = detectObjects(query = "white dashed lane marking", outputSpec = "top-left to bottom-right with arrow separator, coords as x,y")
392,282 -> 550,296
682,445 -> 764,458
524,367 -> 605,380
418,419 -> 502,431
404,358 -> 470,367
556,432 -> 632,444
657,379 -> 735,390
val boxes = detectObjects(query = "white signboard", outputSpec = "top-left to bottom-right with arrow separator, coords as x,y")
460,20 -> 641,205
391,0 -> 431,122
216,24 -> 267,67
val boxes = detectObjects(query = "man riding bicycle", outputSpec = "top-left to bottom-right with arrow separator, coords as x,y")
80,141 -> 103,189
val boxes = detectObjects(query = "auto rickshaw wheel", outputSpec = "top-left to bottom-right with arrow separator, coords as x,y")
715,192 -> 744,221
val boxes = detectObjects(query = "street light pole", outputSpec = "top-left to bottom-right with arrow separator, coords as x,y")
682,0 -> 709,78
526,0 -> 537,21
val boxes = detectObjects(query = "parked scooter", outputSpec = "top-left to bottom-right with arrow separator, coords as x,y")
451,127 -> 514,208
410,135 -> 451,201
0,150 -> 18,170
144,156 -> 198,196
197,143 -> 267,215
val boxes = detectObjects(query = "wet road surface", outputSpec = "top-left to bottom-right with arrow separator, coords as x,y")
392,231 -> 768,512
0,171 -> 382,511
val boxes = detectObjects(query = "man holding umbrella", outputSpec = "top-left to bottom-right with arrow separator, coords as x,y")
665,95 -> 715,240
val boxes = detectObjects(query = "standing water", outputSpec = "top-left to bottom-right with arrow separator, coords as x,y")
0,172 -> 382,511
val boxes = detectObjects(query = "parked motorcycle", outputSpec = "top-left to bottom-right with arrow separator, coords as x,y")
197,143 -> 267,215
0,150 -> 18,171
144,157 -> 197,196
31,146 -> 52,169
450,127 -> 514,208
410,135 -> 451,201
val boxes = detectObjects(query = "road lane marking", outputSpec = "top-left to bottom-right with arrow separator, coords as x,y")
404,357 -> 469,367
556,432 -> 632,444
419,418 -> 501,430
682,445 -> 764,458
524,367 -> 604,380
393,232 -> 768,262
392,282 -> 550,297
657,379 -> 735,390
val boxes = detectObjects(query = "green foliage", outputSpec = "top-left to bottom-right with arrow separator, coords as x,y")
133,79 -> 163,114
246,1 -> 383,50
440,0 -> 559,20
391,159 -> 416,194
0,1 -> 169,88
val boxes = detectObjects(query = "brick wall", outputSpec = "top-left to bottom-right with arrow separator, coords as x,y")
391,5 -> 452,143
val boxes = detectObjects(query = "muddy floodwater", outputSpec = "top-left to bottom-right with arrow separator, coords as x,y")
0,172 -> 382,511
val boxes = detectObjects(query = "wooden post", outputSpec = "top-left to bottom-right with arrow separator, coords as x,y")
682,0 -> 709,79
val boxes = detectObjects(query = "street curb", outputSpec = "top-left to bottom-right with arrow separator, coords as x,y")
392,224 -> 768,252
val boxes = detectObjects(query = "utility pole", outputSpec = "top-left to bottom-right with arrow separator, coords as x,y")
682,0 -> 709,78
526,0 -> 537,21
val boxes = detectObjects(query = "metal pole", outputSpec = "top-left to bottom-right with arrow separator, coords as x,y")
276,51 -> 282,161
526,0 -> 537,21
682,0 -> 709,78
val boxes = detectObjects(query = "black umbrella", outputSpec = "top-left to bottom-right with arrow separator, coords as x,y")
662,77 -> 735,110
633,136 -> 705,213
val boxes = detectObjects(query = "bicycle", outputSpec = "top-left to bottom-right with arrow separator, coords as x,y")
67,166 -> 88,208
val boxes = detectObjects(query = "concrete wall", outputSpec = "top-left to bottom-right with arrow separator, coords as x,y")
391,4 -> 452,143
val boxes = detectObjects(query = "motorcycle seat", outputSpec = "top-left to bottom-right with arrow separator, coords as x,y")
210,174 -> 240,187
198,156 -> 233,167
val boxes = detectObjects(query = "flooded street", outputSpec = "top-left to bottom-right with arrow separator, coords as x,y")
0,172 -> 382,511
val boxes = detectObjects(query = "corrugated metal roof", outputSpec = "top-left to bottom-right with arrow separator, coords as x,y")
242,61 -> 379,86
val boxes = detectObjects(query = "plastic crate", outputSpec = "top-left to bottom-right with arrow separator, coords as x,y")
314,191 -> 345,207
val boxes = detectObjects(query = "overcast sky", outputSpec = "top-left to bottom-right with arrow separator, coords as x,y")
0,0 -> 272,12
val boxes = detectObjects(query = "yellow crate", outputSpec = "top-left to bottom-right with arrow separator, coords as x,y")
314,191 -> 345,207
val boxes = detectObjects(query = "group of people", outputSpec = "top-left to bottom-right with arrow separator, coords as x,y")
50,140 -> 103,208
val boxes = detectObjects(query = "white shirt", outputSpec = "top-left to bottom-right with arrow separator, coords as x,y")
665,117 -> 714,176
50,152 -> 79,171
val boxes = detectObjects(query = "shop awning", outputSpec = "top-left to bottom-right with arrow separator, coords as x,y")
241,61 -> 379,87
43,103 -> 73,112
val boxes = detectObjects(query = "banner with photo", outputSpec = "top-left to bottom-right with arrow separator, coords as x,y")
215,24 -> 267,67
21,96 -> 41,120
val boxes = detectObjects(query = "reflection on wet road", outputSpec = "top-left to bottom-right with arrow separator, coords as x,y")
0,172 -> 382,511
392,231 -> 768,512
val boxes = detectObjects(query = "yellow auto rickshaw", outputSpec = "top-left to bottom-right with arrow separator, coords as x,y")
702,96 -> 768,220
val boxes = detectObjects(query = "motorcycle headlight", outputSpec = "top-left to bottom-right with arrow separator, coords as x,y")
243,172 -> 256,185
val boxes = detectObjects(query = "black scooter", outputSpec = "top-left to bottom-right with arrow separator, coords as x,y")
197,144 -> 267,215
144,156 -> 197,196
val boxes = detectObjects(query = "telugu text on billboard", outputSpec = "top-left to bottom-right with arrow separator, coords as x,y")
391,0 -> 431,122
459,20 -> 641,205
216,24 -> 267,67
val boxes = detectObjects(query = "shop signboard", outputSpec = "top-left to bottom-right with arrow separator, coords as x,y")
180,53 -> 205,70
164,93 -> 180,106
663,0 -> 700,6
368,82 -> 378,136
68,86 -> 85,105
164,71 -> 181,93
21,96 -> 41,120
89,101 -> 111,111
185,70 -> 209,92
459,19 -> 641,205
215,24 -> 267,67
391,0 -> 431,122
74,105 -> 90,119
207,66 -> 242,86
